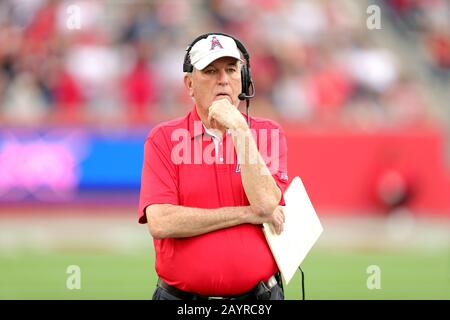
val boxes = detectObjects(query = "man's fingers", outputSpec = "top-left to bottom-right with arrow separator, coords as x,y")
270,220 -> 280,235
279,211 -> 285,234
273,223 -> 280,235
278,218 -> 284,234
278,221 -> 283,235
272,215 -> 284,235
269,222 -> 278,235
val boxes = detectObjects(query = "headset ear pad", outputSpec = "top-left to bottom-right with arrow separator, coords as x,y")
241,64 -> 251,96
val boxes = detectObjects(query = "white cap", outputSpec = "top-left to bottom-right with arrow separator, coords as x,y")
189,34 -> 244,71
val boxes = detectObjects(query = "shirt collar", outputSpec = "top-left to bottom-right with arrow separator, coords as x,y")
203,125 -> 223,141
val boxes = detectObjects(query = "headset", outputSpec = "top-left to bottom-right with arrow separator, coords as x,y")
183,32 -> 255,126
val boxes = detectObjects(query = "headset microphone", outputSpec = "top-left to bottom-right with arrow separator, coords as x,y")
238,81 -> 256,100
238,92 -> 255,99
238,81 -> 255,127
238,93 -> 253,100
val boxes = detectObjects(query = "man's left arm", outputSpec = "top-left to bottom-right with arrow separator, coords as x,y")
231,125 -> 284,214
209,99 -> 286,215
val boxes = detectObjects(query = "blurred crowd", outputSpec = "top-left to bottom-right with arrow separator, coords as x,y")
383,0 -> 450,78
0,0 -> 446,128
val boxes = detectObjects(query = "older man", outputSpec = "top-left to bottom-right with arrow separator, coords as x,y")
139,33 -> 289,300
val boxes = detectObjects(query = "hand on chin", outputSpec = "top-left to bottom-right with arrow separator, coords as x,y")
208,97 -> 231,131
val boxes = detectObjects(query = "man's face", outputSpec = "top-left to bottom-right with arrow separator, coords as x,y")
185,57 -> 242,115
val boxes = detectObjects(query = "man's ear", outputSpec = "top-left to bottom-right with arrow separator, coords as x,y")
184,74 -> 194,97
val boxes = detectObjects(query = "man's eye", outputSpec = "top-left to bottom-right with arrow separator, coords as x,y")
205,69 -> 215,74
227,68 -> 237,73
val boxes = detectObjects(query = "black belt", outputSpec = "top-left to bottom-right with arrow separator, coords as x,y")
157,275 -> 278,300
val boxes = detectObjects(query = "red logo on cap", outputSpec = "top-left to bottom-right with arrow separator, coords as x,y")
210,36 -> 223,50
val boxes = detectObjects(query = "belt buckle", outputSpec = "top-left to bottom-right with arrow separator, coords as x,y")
266,275 -> 277,289
208,296 -> 225,300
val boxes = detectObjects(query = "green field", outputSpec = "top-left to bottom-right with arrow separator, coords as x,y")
1,248 -> 449,300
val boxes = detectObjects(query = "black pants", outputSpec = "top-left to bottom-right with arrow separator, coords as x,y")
152,284 -> 284,300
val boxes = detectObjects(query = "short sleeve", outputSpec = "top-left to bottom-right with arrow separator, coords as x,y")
138,130 -> 179,224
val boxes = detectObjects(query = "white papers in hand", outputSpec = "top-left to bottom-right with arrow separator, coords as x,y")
263,176 -> 323,285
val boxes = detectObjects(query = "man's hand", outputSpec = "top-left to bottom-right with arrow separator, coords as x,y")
208,98 -> 247,131
246,205 -> 285,235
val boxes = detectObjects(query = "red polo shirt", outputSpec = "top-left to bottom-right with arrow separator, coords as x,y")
138,105 -> 289,296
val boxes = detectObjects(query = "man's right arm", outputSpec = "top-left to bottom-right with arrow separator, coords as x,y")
145,204 -> 284,239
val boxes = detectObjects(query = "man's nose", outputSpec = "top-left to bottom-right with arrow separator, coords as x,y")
217,69 -> 229,85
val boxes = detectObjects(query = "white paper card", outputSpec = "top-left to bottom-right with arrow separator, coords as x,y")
263,176 -> 323,284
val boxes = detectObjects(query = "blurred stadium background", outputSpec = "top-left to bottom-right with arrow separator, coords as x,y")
0,0 -> 449,300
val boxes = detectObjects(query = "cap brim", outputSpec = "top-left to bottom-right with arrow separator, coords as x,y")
192,50 -> 244,71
